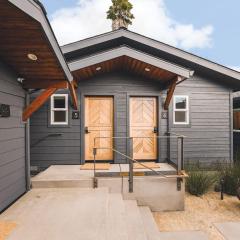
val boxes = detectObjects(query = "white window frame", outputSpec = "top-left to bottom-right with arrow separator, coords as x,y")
173,95 -> 189,125
50,94 -> 68,125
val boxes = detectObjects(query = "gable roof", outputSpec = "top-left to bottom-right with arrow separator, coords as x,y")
69,46 -> 194,79
62,28 -> 240,90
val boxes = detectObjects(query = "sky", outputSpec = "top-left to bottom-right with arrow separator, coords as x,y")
41,0 -> 240,71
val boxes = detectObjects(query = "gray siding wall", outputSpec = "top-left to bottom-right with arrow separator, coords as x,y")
30,72 -> 164,169
168,74 -> 232,165
30,89 -> 81,170
0,61 -> 26,212
30,71 -> 232,169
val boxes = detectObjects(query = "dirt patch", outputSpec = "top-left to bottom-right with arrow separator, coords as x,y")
0,222 -> 17,240
153,192 -> 240,240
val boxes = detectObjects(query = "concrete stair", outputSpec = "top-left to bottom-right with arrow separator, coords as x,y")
106,192 -> 160,240
31,165 -> 186,212
2,187 -> 161,240
1,187 -> 209,240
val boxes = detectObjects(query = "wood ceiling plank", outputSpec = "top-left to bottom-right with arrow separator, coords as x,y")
0,1 -> 69,86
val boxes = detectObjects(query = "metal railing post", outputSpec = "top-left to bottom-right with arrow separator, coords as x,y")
93,147 -> 98,188
177,137 -> 184,174
129,137 -> 134,193
181,137 -> 184,171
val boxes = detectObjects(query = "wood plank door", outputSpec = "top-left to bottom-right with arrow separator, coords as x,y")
130,97 -> 157,160
85,97 -> 114,161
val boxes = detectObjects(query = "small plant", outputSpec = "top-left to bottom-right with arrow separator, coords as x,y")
186,164 -> 217,196
219,163 -> 240,196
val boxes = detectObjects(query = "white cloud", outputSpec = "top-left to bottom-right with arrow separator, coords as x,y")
50,0 -> 213,50
229,66 -> 240,72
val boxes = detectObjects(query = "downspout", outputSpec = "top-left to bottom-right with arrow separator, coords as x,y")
167,101 -> 170,162
25,91 -> 31,191
230,91 -> 233,163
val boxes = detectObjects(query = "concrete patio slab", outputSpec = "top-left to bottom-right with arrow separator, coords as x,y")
32,163 -> 176,181
215,222 -> 240,240
159,231 -> 208,240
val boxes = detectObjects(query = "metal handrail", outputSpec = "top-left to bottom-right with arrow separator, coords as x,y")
92,134 -> 185,192
95,147 -> 165,176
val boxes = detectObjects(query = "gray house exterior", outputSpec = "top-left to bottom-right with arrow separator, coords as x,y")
0,61 -> 27,212
1,0 -> 240,214
0,0 -> 73,212
30,29 -> 240,171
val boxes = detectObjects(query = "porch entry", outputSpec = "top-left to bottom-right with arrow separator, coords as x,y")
130,97 -> 158,160
85,96 -> 114,161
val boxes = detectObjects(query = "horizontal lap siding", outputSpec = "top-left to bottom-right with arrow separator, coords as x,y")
30,93 -> 81,170
30,72 -> 164,168
30,71 -> 232,168
169,75 -> 231,165
0,61 -> 26,212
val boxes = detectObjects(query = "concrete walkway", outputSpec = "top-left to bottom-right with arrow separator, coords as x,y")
159,231 -> 208,240
215,222 -> 240,240
0,188 -> 109,240
0,188 -> 161,240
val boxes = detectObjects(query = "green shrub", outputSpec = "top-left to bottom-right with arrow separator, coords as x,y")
186,167 -> 217,196
219,163 -> 240,196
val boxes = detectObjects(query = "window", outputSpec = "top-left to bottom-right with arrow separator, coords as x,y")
173,95 -> 189,124
50,94 -> 68,125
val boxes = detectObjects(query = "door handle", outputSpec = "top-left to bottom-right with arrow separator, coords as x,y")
153,127 -> 158,134
85,127 -> 90,134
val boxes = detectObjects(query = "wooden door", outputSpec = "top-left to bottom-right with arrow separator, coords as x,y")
130,97 -> 157,160
85,97 -> 113,161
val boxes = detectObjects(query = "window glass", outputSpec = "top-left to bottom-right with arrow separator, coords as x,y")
175,111 -> 186,123
54,96 -> 66,108
175,96 -> 186,109
54,111 -> 66,123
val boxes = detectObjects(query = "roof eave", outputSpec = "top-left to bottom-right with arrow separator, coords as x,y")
8,0 -> 73,83
69,46 -> 194,79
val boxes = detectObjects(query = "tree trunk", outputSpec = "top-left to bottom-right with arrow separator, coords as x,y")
112,18 -> 128,30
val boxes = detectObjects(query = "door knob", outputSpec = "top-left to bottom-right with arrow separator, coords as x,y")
85,127 -> 90,134
153,127 -> 158,133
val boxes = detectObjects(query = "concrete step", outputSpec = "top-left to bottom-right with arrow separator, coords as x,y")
106,193 -> 129,240
124,200 -> 148,240
31,178 -> 94,188
139,206 -> 159,240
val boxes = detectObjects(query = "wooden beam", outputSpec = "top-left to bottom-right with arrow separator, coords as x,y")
73,80 -> 78,88
164,76 -> 179,110
69,81 -> 78,110
22,87 -> 57,122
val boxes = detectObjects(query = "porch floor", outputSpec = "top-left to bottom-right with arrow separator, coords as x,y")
32,163 -> 176,181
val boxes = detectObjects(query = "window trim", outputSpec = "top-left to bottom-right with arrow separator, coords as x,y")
173,95 -> 189,125
50,94 -> 69,125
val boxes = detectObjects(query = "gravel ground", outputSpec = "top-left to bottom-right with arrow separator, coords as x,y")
153,192 -> 240,240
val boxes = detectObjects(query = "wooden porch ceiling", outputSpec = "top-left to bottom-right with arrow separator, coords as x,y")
72,56 -> 176,84
0,0 -> 70,88
0,0 -> 78,121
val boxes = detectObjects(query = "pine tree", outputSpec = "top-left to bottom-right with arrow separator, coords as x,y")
107,0 -> 134,30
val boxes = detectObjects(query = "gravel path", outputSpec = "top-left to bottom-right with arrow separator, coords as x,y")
153,192 -> 240,240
